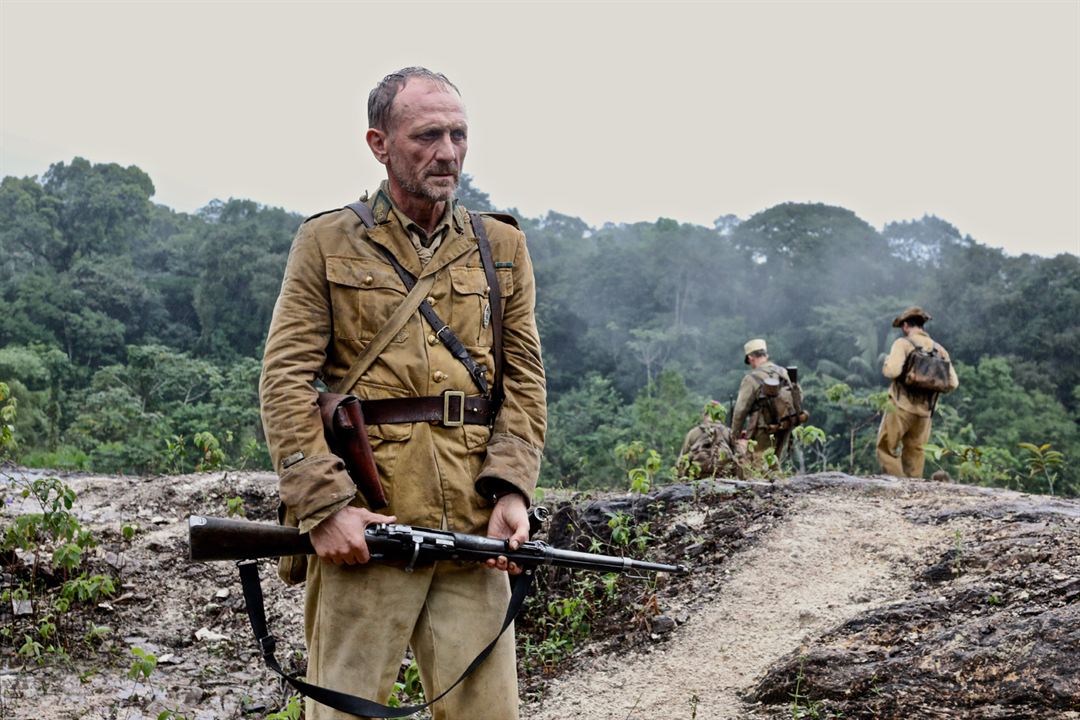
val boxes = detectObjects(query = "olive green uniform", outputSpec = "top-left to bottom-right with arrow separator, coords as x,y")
260,183 -> 547,719
875,328 -> 958,478
731,362 -> 793,471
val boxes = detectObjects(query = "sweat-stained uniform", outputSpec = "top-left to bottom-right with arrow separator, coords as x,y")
259,183 -> 547,720
876,328 -> 958,478
731,362 -> 793,472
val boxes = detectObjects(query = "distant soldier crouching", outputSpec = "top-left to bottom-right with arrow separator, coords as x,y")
680,403 -> 738,479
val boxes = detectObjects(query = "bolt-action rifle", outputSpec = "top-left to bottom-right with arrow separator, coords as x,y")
187,511 -> 687,719
188,512 -> 688,576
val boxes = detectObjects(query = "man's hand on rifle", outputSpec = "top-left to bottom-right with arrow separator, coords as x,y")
309,506 -> 396,565
485,492 -> 529,575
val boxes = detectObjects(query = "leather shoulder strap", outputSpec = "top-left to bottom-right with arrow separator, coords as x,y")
345,201 -> 376,228
471,212 -> 504,407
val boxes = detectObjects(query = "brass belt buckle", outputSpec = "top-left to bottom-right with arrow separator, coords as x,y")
442,390 -> 466,427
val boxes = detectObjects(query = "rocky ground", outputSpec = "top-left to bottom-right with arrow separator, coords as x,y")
2,466 -> 1078,719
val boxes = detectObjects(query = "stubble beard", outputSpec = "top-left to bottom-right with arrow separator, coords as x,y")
391,162 -> 459,204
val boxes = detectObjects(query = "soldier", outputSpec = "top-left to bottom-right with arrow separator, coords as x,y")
731,338 -> 795,474
876,306 -> 958,478
259,67 -> 546,720
680,402 -> 737,479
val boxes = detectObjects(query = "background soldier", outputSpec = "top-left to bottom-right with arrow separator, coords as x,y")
876,306 -> 958,478
731,338 -> 794,475
259,67 -> 546,719
680,403 -> 737,479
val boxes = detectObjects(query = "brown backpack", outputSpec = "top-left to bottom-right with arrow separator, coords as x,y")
752,367 -> 808,433
901,338 -> 954,394
685,421 -> 736,478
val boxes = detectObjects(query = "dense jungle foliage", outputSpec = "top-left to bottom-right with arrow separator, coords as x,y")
1,158 -> 1078,495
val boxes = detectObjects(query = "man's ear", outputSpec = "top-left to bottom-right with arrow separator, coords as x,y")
366,128 -> 389,165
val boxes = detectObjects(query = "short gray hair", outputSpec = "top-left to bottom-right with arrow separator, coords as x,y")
368,67 -> 460,132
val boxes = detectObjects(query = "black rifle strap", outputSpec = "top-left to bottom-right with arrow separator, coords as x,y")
377,248 -> 490,396
470,213 -> 504,409
237,560 -> 534,718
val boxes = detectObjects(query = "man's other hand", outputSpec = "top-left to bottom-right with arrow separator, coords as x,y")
309,506 -> 396,565
485,492 -> 528,575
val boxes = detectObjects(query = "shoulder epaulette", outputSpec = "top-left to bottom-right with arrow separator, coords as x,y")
478,212 -> 520,230
302,207 -> 346,225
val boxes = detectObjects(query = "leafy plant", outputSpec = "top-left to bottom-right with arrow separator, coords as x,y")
388,658 -> 425,708
266,694 -> 304,720
1018,442 -> 1064,496
194,430 -> 228,471
225,495 -> 246,518
127,646 -> 158,682
606,511 -> 653,553
0,382 -> 16,457
616,441 -> 664,494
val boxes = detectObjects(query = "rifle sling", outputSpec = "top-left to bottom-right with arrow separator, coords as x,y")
238,560 -> 534,718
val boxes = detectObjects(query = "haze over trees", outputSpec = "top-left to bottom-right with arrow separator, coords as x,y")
1,157 -> 1077,495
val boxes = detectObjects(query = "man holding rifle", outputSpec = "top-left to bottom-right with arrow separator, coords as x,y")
259,67 -> 547,719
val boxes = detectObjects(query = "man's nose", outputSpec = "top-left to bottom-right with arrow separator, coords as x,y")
433,133 -> 458,162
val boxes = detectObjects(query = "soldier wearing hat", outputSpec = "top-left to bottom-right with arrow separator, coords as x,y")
731,338 -> 794,474
876,306 -> 959,478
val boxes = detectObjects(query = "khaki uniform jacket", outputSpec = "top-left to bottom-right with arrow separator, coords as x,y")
731,362 -> 791,437
260,191 -> 547,536
882,328 -> 959,417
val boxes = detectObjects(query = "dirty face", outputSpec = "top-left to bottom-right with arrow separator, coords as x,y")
374,78 -> 468,204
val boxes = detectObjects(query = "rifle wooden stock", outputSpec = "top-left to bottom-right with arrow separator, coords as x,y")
189,515 -> 314,561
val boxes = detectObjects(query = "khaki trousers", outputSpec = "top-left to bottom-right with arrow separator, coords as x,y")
876,406 -> 932,478
304,557 -> 518,720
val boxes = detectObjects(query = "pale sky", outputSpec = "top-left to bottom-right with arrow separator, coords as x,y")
2,1 -> 1078,257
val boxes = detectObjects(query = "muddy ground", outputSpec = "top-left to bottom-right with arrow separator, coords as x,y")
2,467 -> 1078,719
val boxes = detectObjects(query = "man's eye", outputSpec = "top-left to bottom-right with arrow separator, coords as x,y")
451,130 -> 467,142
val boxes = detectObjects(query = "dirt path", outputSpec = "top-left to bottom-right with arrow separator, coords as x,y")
526,488 -> 951,719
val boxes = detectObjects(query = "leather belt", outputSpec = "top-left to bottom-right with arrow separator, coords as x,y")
361,391 -> 495,427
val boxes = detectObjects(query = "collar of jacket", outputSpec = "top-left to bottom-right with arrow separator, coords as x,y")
364,186 -> 474,279
907,328 -> 933,346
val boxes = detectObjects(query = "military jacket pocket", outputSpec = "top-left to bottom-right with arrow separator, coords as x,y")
449,266 -> 515,346
326,256 -> 405,341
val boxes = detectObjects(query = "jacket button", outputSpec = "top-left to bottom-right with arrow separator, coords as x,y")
427,334 -> 438,346
363,275 -> 374,285
433,371 -> 447,382
426,296 -> 436,305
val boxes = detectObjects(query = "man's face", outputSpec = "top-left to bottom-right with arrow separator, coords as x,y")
379,79 -> 468,204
